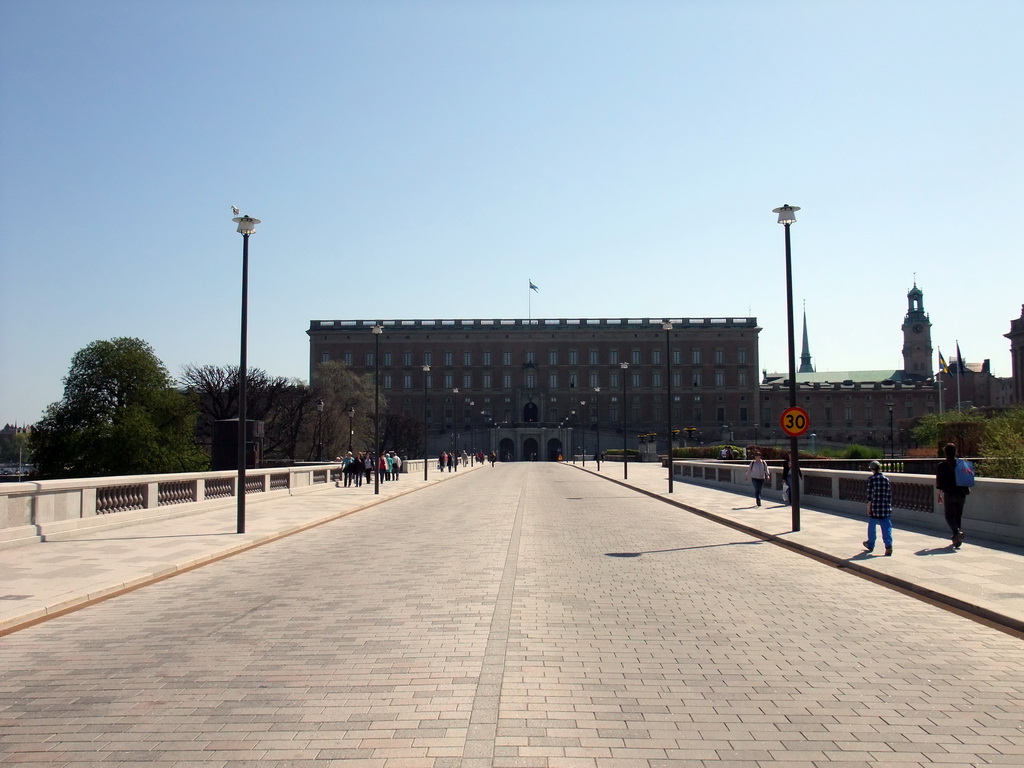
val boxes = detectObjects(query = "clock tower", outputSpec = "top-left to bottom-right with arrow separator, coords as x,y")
901,283 -> 933,377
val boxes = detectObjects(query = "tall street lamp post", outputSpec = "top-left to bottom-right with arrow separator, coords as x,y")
580,400 -> 587,466
480,410 -> 489,459
774,203 -> 802,531
594,387 -> 601,471
422,365 -> 430,480
569,410 -> 576,464
620,361 -> 629,479
232,213 -> 260,534
346,407 -> 355,453
663,320 -> 674,493
452,388 -> 459,460
373,324 -> 383,494
314,399 -> 325,462
887,400 -> 895,459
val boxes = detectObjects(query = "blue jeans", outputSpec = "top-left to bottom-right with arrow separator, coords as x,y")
751,478 -> 765,504
866,516 -> 893,549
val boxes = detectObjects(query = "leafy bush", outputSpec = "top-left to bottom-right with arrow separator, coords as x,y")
820,444 -> 884,460
912,411 -> 987,456
980,407 -> 1024,479
672,444 -> 747,460
909,406 -> 1024,478
603,448 -> 640,458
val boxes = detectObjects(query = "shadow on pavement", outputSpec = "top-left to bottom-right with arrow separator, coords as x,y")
49,532 -> 238,543
606,540 -> 765,557
915,545 -> 959,556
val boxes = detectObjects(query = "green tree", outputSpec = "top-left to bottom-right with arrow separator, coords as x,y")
31,338 -> 207,478
980,406 -> 1024,479
0,429 -> 32,465
911,410 -> 987,456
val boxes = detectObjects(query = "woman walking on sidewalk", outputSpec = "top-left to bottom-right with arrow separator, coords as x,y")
744,452 -> 771,507
936,442 -> 970,549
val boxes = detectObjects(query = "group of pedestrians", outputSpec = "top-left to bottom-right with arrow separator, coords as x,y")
337,451 -> 402,487
743,443 -> 972,555
862,442 -> 971,555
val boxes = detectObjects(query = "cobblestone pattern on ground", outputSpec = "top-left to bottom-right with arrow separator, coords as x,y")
0,464 -> 1022,767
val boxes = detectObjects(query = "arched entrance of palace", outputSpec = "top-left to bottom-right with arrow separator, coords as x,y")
522,437 -> 539,461
499,437 -> 515,461
547,437 -> 563,461
523,402 -> 538,422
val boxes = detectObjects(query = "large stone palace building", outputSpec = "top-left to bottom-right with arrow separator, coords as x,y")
307,316 -> 761,460
307,292 -> 1021,459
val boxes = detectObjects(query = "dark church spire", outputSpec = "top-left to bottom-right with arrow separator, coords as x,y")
799,303 -> 814,373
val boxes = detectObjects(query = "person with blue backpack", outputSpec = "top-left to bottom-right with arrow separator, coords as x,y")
936,442 -> 973,549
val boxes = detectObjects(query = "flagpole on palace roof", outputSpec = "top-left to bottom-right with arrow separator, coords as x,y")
955,341 -> 963,412
937,349 -> 945,415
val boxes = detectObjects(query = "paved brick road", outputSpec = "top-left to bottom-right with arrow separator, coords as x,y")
1,463 -> 1022,767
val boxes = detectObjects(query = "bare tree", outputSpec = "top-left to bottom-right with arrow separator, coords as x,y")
310,361 -> 381,458
180,364 -> 292,451
381,412 -> 425,458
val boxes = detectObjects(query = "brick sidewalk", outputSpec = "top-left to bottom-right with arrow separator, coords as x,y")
1,462 -> 1022,767
571,461 -> 1024,634
0,465 -> 483,635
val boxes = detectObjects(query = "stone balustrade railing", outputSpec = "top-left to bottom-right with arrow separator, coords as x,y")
672,460 -> 1024,548
0,459 -> 426,549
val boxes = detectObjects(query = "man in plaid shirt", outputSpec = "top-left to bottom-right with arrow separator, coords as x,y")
864,460 -> 894,556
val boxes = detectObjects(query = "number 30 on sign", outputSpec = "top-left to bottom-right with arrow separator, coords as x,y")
780,406 -> 810,437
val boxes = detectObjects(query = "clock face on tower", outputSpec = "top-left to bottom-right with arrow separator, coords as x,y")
912,323 -> 924,334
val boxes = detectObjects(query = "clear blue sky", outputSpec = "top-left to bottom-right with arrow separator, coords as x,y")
2,0 -> 1021,426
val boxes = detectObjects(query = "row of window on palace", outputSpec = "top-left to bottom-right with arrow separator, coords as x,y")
416,404 -> 753,426
359,369 -> 752,391
416,399 -> 933,429
760,398 -> 935,424
320,347 -> 750,368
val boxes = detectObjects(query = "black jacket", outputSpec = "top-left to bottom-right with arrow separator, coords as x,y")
936,458 -> 969,497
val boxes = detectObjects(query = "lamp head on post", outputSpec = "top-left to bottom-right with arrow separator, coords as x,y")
773,204 -> 799,225
316,399 -> 324,414
233,215 -> 261,234
663,321 -> 673,332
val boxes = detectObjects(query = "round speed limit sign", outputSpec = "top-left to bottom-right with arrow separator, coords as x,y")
780,406 -> 811,437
